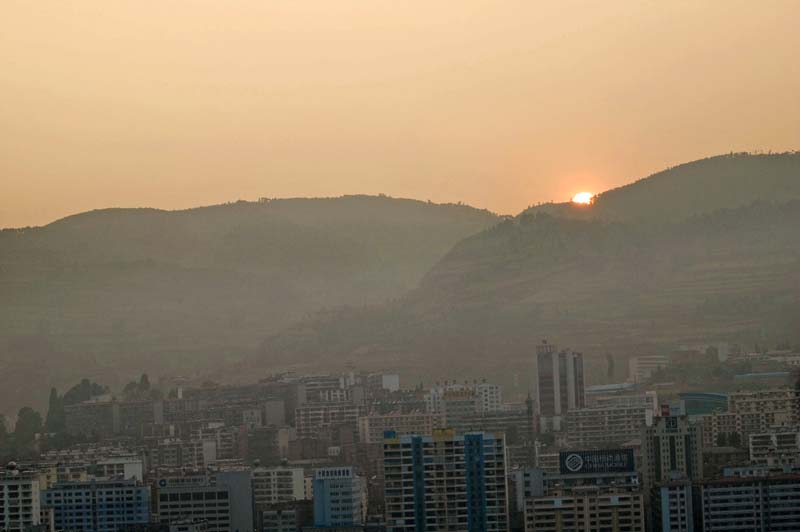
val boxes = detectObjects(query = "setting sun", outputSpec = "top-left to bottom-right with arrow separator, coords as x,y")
572,191 -> 594,205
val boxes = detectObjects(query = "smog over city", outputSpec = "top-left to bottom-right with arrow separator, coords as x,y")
1,2 -> 799,532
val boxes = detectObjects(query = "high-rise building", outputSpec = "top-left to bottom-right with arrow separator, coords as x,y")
520,449 -> 644,532
42,479 -> 150,532
383,429 -> 509,532
252,467 -> 305,511
657,479 -> 695,532
640,413 -> 704,493
0,467 -> 41,532
535,340 -> 585,432
312,467 -> 364,528
701,474 -> 800,531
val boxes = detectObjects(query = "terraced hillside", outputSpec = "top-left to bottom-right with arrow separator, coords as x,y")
0,196 -> 498,415
252,155 -> 800,385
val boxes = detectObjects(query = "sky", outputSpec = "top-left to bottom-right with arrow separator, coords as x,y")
1,1 -> 799,228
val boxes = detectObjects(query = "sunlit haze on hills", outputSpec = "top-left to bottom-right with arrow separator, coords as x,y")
2,1 -> 799,227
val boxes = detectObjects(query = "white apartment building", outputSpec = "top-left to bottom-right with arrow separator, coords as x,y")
383,429 -> 509,532
0,468 -> 41,532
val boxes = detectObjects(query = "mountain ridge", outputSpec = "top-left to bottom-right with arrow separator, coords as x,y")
0,195 -> 499,416
249,154 -> 800,388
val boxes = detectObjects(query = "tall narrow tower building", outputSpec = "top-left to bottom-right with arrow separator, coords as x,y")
535,340 -> 585,432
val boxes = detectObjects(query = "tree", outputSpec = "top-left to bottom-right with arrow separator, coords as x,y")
63,379 -> 108,406
716,432 -> 728,446
0,415 -> 7,440
45,387 -> 66,433
14,407 -> 43,444
139,374 -> 150,391
606,353 -> 616,381
728,432 -> 742,448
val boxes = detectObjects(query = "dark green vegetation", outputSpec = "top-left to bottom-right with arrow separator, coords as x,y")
0,196 -> 497,416
1,378 -> 111,461
252,154 -> 800,385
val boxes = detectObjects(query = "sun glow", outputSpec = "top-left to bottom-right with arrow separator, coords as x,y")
572,191 -> 594,205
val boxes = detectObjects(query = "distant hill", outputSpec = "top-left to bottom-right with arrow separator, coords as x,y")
0,196 -> 498,415
528,152 -> 800,222
251,154 -> 800,389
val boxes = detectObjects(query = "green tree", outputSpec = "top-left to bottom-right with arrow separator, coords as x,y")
63,379 -> 108,406
606,353 -> 616,381
45,387 -> 66,433
14,407 -> 43,444
716,432 -> 728,446
728,432 -> 742,448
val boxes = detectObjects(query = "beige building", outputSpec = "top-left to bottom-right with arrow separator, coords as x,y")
524,490 -> 645,532
566,404 -> 653,449
702,388 -> 799,447
294,403 -> 366,439
252,467 -> 306,511
357,411 -> 443,444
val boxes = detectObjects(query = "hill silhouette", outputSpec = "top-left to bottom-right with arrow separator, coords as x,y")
529,152 -> 800,222
0,196 -> 497,415
251,154 -> 800,387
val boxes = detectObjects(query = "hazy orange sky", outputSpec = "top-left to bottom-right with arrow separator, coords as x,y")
2,1 -> 799,227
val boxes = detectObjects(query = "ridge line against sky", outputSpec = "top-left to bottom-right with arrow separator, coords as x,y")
2,1 -> 799,228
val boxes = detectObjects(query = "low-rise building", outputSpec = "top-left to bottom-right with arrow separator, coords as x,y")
565,403 -> 652,449
312,467 -> 364,528
749,431 -> 800,467
524,491 -> 644,532
628,355 -> 670,383
154,470 -> 252,532
295,403 -> 366,439
42,479 -> 150,532
357,411 -> 443,444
